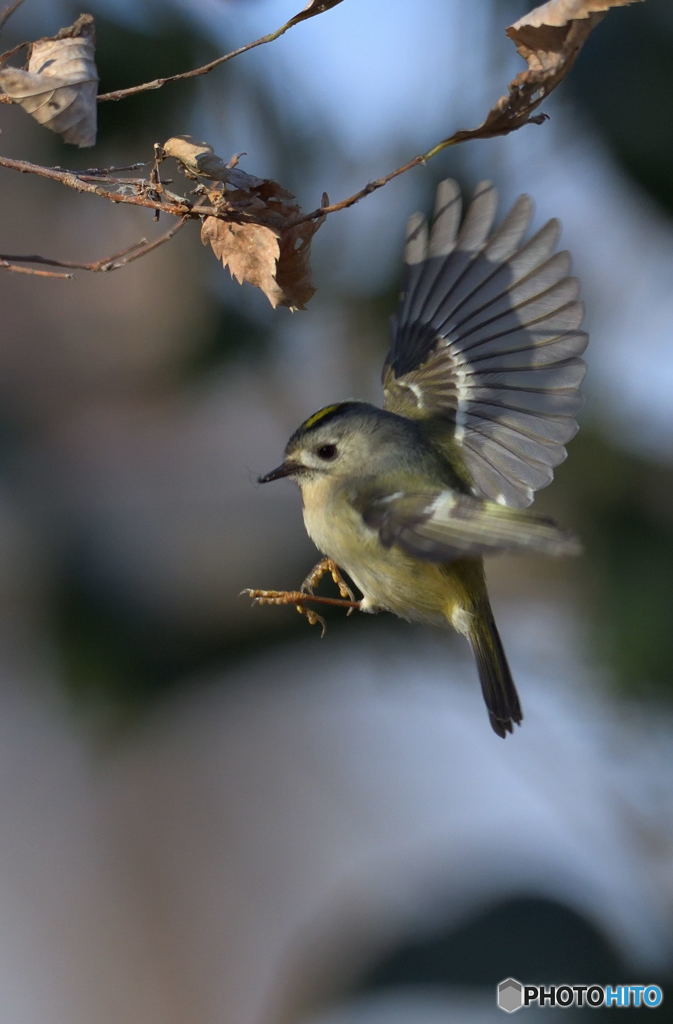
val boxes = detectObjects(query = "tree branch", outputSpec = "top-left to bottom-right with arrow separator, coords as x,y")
0,217 -> 188,278
295,153 -> 427,224
0,260 -> 72,279
0,154 -> 218,217
288,112 -> 548,226
0,106 -> 542,242
97,0 -> 344,103
77,162 -> 150,176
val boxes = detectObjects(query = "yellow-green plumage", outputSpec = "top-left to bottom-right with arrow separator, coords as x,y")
299,454 -> 524,736
256,179 -> 587,737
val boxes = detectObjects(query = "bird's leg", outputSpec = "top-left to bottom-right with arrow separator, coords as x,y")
242,584 -> 360,637
301,557 -> 356,603
243,559 -> 361,636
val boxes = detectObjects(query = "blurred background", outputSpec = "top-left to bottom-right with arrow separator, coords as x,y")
0,0 -> 672,1021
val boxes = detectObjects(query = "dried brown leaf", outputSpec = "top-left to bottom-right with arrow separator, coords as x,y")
202,218 -> 284,307
507,0 -> 643,73
201,208 -> 321,311
0,13 -> 97,146
442,0 -> 642,145
288,0 -> 345,28
187,142 -> 322,309
511,0 -> 640,31
163,135 -> 267,191
274,213 -> 323,310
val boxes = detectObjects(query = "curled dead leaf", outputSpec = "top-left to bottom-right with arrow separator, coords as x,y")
511,0 -> 642,31
201,184 -> 322,310
275,214 -> 323,311
162,138 -> 321,309
202,218 -> 283,307
288,0 -> 345,27
162,135 -> 267,191
441,0 -> 643,145
507,0 -> 644,76
0,13 -> 98,147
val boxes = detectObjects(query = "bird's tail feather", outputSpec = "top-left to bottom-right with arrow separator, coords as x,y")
468,611 -> 522,739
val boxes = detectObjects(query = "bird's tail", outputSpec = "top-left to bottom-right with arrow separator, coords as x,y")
467,609 -> 522,739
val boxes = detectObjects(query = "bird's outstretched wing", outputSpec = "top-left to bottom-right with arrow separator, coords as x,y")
383,180 -> 587,508
355,486 -> 580,563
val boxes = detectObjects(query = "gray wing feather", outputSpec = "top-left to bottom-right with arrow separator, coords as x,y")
359,488 -> 580,562
384,180 -> 587,508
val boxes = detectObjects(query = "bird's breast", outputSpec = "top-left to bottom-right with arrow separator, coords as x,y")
299,476 -> 461,627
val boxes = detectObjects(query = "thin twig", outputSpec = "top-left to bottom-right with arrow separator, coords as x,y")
97,29 -> 291,103
0,89 -> 548,238
291,112 -> 547,226
75,162 -> 150,176
0,260 -> 72,279
77,175 -> 153,186
0,154 -> 216,217
0,218 -> 188,276
97,1 -> 342,103
96,217 -> 188,269
0,0 -> 24,33
296,153 -> 427,224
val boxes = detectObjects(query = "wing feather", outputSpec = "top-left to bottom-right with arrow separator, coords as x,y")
357,487 -> 580,561
384,180 -> 587,507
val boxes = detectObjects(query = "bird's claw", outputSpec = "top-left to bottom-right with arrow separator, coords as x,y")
300,558 -> 355,602
301,606 -> 327,637
241,588 -> 329,636
242,577 -> 359,637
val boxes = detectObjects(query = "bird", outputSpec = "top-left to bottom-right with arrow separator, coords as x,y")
244,179 -> 587,737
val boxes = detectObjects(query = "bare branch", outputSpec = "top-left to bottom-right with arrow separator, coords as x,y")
294,154 -> 427,225
0,0 -> 639,303
291,0 -> 643,226
97,0 -> 344,103
0,218 -> 188,277
77,162 -> 150,176
0,154 -> 217,217
292,114 -> 545,225
77,175 -> 151,186
92,217 -> 188,269
0,260 -> 72,279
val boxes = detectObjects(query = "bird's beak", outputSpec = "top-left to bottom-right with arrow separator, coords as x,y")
258,459 -> 302,484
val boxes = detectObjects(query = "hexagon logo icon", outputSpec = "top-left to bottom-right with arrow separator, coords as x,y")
497,977 -> 524,1013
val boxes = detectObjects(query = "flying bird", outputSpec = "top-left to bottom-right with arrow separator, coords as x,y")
245,179 -> 587,737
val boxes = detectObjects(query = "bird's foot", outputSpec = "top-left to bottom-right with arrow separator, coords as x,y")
300,558 -> 356,605
242,587 -> 361,637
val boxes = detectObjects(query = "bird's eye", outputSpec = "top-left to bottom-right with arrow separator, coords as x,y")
316,443 -> 338,461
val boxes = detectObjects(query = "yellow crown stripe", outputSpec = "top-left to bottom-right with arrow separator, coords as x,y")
301,403 -> 342,430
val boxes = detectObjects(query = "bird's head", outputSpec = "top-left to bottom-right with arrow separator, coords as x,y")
258,401 -> 418,485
